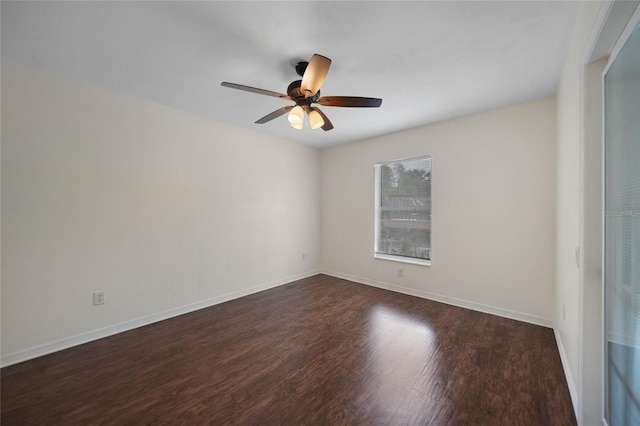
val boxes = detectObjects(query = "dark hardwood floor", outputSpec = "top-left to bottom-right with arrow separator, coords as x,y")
1,274 -> 576,425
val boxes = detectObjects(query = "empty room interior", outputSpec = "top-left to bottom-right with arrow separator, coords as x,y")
1,1 -> 639,425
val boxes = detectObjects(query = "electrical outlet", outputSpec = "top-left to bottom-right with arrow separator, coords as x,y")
301,252 -> 306,261
93,291 -> 105,306
397,268 -> 404,278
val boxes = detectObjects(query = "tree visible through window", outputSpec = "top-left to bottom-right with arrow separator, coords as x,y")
374,156 -> 431,264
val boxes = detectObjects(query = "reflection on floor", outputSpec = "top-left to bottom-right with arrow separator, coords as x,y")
1,274 -> 576,424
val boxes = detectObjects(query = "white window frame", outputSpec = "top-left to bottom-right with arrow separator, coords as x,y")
374,155 -> 432,267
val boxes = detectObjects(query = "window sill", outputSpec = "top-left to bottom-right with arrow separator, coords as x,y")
374,253 -> 431,266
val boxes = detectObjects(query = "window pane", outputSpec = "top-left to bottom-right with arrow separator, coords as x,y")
375,156 -> 431,261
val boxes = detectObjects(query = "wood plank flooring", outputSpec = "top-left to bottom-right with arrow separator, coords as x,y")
1,274 -> 576,425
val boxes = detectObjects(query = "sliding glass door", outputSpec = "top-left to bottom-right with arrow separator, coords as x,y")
604,18 -> 640,426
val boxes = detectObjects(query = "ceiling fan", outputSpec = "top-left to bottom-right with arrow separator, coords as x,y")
221,54 -> 382,131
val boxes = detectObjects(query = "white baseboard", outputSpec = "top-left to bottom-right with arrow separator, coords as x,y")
554,328 -> 579,417
322,270 -> 553,328
1,270 -> 320,367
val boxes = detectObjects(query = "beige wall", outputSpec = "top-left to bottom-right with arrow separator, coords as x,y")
320,97 -> 557,325
1,63 -> 320,364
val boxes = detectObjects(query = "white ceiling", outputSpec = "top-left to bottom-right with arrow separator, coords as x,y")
1,1 -> 579,149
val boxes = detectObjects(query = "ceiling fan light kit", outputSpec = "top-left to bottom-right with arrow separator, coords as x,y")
287,105 -> 304,127
221,54 -> 382,132
308,109 -> 325,130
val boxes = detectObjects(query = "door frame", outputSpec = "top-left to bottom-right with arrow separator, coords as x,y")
581,1 -> 640,425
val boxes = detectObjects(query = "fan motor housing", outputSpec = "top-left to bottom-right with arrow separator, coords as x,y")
287,80 -> 320,104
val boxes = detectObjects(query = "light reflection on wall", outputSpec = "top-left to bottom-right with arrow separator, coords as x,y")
366,305 -> 441,419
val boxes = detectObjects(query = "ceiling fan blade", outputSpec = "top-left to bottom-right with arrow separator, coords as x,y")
221,82 -> 291,101
255,106 -> 294,124
317,96 -> 382,108
313,107 -> 334,131
300,54 -> 331,98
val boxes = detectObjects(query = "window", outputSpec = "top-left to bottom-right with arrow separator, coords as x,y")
374,156 -> 431,266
